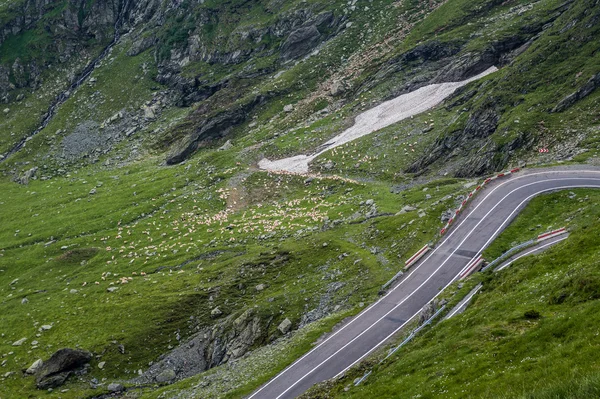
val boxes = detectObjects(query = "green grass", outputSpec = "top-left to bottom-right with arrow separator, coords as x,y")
0,138 -> 471,397
1,0 -> 599,397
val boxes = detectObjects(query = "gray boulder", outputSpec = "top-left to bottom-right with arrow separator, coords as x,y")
155,369 -> 176,383
218,140 -> 233,151
108,382 -> 125,392
278,318 -> 292,334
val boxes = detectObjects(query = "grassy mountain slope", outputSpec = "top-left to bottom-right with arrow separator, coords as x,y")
0,0 -> 599,397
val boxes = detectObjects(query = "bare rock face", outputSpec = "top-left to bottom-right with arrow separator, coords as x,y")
553,73 -> 600,112
280,25 -> 322,61
134,308 -> 266,386
35,348 -> 92,389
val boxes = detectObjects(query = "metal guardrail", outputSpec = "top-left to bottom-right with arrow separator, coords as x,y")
382,304 -> 446,362
382,245 -> 432,292
354,370 -> 372,386
381,269 -> 404,291
480,239 -> 536,272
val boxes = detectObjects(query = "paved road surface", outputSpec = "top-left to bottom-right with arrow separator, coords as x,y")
248,167 -> 600,399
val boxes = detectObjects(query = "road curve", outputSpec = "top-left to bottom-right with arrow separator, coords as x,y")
248,166 -> 600,399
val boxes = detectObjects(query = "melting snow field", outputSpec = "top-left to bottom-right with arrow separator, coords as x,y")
259,66 -> 498,174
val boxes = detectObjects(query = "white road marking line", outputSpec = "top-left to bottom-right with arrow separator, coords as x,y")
248,170 -> 600,398
496,236 -> 568,271
332,181 -> 600,379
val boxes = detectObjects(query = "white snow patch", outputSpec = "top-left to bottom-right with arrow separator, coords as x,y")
259,66 -> 498,174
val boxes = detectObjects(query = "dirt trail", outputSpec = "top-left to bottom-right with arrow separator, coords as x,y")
259,67 -> 498,174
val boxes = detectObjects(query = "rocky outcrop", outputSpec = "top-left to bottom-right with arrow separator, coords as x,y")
16,166 -> 37,185
280,25 -> 322,61
166,94 -> 268,164
135,308 -> 269,385
0,0 -> 126,101
35,348 -> 92,389
156,67 -> 229,107
406,103 -> 502,177
433,36 -> 530,83
552,73 -> 600,112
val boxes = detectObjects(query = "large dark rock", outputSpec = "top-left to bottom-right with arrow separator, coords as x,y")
433,36 -> 529,83
166,107 -> 248,165
35,348 -> 92,389
280,25 -> 322,61
401,40 -> 462,64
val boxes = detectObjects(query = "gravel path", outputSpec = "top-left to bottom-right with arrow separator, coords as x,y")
259,66 -> 498,174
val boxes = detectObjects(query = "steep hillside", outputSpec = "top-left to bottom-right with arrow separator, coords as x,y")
0,0 -> 599,398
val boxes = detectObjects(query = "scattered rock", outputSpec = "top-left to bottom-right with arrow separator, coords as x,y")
396,205 -> 416,215
69,289 -> 78,294
40,325 -> 53,331
107,382 -> 125,392
330,80 -> 347,96
441,209 -> 454,223
17,167 -> 38,185
255,284 -> 267,291
218,140 -> 233,151
21,297 -> 29,304
89,188 -> 97,195
155,369 -> 176,383
97,361 -> 105,369
210,307 -> 222,317
143,106 -> 156,119
106,287 -> 119,293
277,318 -> 292,334
12,338 -> 27,346
283,104 -> 294,113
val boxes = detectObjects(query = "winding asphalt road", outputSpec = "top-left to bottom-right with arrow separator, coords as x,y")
248,166 -> 600,399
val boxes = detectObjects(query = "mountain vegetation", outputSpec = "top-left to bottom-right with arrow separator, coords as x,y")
0,0 -> 598,397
